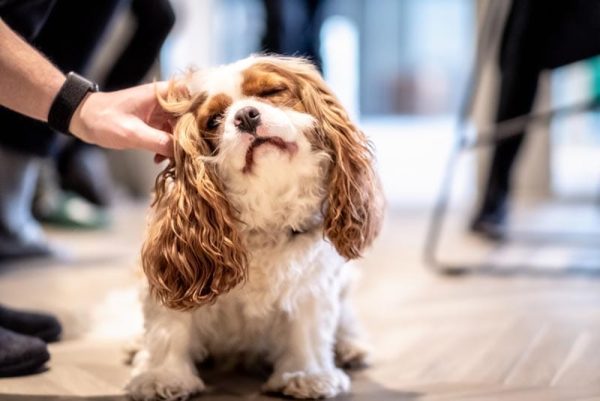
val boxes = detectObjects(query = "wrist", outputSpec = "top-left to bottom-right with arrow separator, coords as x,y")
43,75 -> 66,122
47,72 -> 99,136
69,92 -> 93,140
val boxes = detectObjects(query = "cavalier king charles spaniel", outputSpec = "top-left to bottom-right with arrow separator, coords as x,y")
126,56 -> 383,400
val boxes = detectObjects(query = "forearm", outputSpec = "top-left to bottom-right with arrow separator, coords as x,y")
0,19 -> 172,157
0,19 -> 65,121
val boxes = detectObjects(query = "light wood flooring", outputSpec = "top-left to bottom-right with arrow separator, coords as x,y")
0,201 -> 599,401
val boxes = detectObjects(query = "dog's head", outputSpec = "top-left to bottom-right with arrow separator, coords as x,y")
143,56 -> 383,310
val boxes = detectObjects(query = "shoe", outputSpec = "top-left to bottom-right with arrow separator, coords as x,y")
0,327 -> 49,377
0,305 -> 61,343
470,214 -> 506,240
470,196 -> 508,241
34,190 -> 109,230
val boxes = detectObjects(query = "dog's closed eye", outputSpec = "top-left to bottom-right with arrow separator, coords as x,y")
257,86 -> 287,97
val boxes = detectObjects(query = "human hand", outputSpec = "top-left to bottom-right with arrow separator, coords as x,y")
69,82 -> 174,158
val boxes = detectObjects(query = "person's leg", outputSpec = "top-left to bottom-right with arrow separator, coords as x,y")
32,0 -> 127,209
471,0 -> 545,239
102,0 -> 175,91
260,0 -> 324,70
301,0 -> 324,71
0,2 -> 126,240
0,0 -> 56,41
33,0 -> 126,73
56,0 -> 174,207
0,0 -> 62,258
471,66 -> 540,238
0,147 -> 52,258
261,0 -> 283,56
0,0 -> 65,379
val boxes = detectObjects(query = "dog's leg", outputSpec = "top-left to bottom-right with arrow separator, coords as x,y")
263,294 -> 350,399
126,302 -> 205,401
335,295 -> 371,369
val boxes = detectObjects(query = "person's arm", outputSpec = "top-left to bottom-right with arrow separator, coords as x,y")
0,19 -> 173,157
0,18 -> 65,121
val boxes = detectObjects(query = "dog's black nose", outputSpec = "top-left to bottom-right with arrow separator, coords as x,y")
234,106 -> 261,133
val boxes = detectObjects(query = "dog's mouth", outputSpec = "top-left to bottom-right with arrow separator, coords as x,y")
243,136 -> 298,174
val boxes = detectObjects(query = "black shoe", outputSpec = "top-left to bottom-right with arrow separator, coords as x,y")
470,199 -> 509,241
0,305 -> 62,343
470,214 -> 506,240
0,327 -> 49,377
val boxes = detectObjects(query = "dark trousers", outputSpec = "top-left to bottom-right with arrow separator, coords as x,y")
103,0 -> 175,92
261,0 -> 324,71
480,0 -> 600,213
0,0 -> 174,157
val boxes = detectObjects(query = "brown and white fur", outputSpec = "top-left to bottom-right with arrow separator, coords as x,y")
127,56 -> 383,400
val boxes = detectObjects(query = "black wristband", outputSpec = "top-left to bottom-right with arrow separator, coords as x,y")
48,72 -> 99,135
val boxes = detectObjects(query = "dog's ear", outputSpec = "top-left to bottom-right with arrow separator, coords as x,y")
279,59 -> 384,259
141,81 -> 247,310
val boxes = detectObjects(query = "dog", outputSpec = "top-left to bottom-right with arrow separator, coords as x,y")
126,56 -> 383,400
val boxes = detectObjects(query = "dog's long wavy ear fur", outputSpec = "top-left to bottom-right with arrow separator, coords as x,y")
141,81 -> 247,310
271,58 -> 383,259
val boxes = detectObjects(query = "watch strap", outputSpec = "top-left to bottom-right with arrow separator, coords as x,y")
48,72 -> 99,135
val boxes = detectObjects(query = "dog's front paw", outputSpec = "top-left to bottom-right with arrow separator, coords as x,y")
264,368 -> 350,399
126,369 -> 205,401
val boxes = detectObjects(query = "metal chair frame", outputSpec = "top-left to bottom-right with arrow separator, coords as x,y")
422,1 -> 600,276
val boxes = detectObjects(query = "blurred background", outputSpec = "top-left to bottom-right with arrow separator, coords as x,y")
98,0 -> 600,213
107,0 -> 477,206
91,0 -> 600,267
1,0 -> 600,399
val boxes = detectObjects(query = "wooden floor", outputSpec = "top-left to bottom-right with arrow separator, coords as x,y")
0,201 -> 599,401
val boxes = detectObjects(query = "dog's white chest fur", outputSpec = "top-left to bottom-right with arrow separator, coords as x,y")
193,232 -> 346,357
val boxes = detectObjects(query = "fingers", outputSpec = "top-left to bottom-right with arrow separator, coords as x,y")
148,104 -> 173,132
133,84 -> 174,158
130,119 -> 174,158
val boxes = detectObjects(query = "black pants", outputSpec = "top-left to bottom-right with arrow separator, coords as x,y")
261,0 -> 324,71
103,0 -> 175,92
479,0 -> 600,213
0,0 -> 174,157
